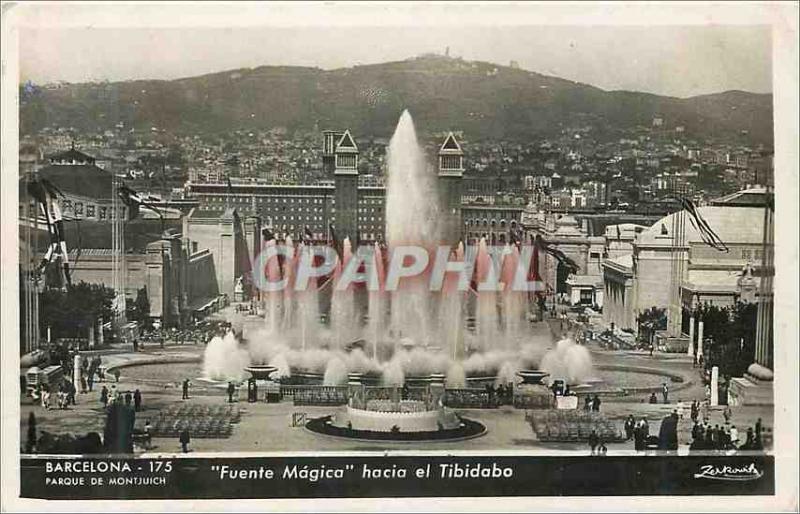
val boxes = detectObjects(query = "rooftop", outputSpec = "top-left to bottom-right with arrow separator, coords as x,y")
31,164 -> 113,200
637,205 -> 765,248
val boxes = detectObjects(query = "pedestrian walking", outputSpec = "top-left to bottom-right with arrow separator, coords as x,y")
584,396 -> 592,412
723,406 -> 732,425
80,373 -> 88,394
87,372 -> 94,392
134,389 -> 142,411
100,385 -> 108,407
662,383 -> 669,404
182,379 -> 190,400
730,425 -> 739,449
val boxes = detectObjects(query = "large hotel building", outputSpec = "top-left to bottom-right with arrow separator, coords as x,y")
186,130 -> 524,248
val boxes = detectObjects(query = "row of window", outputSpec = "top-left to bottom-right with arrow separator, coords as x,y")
264,227 -> 382,242
60,200 -> 122,219
464,219 -> 519,228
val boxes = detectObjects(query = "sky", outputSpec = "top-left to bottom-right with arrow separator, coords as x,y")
16,8 -> 773,98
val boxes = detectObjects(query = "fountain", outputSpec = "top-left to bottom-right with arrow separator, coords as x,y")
202,110 -> 595,395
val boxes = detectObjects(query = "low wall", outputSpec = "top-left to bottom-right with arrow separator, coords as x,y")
594,364 -> 692,395
344,405 -> 444,433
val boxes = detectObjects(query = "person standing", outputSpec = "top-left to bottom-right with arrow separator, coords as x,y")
592,395 -> 601,412
179,429 -> 191,453
712,424 -> 722,450
133,389 -> 142,412
584,396 -> 592,412
80,372 -> 88,394
87,371 -> 94,393
723,405 -> 732,425
588,430 -> 599,455
182,379 -> 190,400
691,421 -> 701,442
26,412 -> 37,454
100,385 -> 109,407
662,383 -> 669,404
67,380 -> 77,406
624,415 -> 635,440
633,421 -> 642,451
227,382 -> 235,403
41,387 -> 51,410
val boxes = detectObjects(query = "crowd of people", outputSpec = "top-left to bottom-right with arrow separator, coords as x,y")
689,414 -> 766,453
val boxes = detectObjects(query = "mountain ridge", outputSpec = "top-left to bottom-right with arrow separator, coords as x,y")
20,55 -> 773,144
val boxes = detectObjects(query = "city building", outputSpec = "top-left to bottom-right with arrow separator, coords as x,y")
601,195 -> 768,335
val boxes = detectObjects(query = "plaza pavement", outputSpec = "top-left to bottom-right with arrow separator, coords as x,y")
20,315 -> 773,456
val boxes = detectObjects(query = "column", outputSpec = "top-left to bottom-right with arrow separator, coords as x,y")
687,316 -> 695,356
710,366 -> 719,406
697,321 -> 704,358
73,354 -> 82,393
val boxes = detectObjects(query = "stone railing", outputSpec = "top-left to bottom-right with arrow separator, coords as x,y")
282,385 -> 349,406
443,388 -> 497,409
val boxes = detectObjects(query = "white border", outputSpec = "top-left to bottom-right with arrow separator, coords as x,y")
2,2 -> 797,512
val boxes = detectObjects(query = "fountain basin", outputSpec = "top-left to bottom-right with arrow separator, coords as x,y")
337,403 -> 460,433
516,370 -> 550,385
245,365 -> 278,381
305,415 -> 486,442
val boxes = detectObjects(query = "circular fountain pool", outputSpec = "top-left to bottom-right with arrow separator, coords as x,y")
118,360 -> 686,397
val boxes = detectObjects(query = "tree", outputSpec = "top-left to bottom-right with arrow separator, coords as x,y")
694,301 -> 757,377
39,282 -> 115,339
637,306 -> 667,343
127,287 -> 151,328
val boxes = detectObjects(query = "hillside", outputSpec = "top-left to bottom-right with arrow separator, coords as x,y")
20,55 -> 773,144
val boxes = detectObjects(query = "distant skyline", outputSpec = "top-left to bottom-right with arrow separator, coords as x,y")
19,24 -> 772,99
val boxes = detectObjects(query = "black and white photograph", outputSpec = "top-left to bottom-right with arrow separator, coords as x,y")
1,2 -> 797,511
